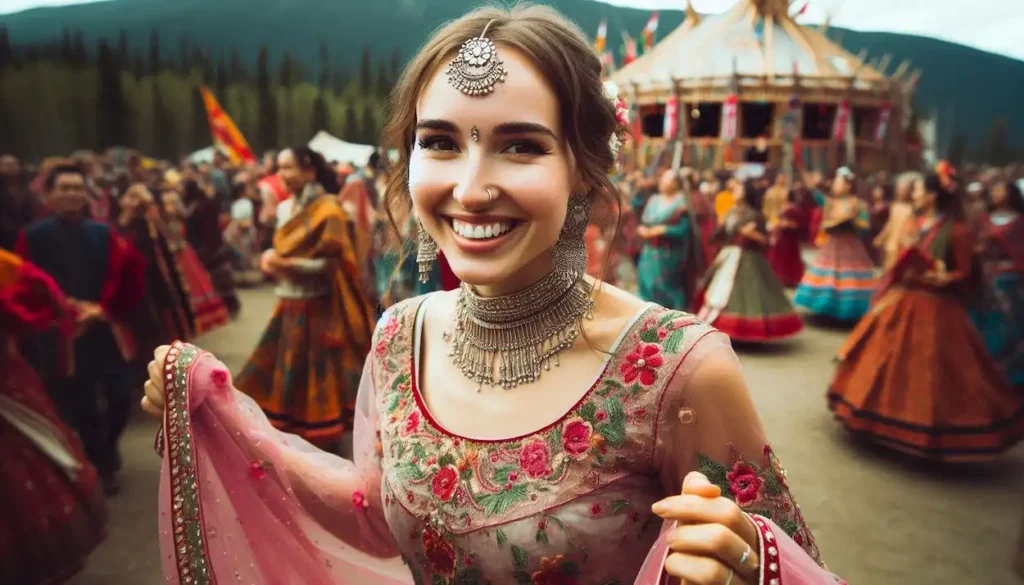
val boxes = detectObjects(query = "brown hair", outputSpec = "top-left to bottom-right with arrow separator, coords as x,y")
379,3 -> 624,283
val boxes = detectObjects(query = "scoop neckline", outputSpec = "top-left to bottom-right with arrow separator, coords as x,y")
408,294 -> 653,444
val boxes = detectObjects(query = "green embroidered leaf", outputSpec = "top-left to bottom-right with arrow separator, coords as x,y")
762,469 -> 784,497
396,462 -> 424,481
638,327 -> 660,343
697,453 -> 730,491
663,329 -> 687,353
386,392 -> 401,413
454,566 -> 485,585
431,574 -> 445,585
477,484 -> 528,516
511,544 -> 529,571
392,372 -> 411,392
493,464 -> 517,483
579,402 -> 597,424
657,311 -> 678,327
496,529 -> 508,547
438,453 -> 457,468
598,380 -> 624,396
412,443 -> 427,460
460,467 -> 474,481
534,485 -> 551,492
598,399 -> 627,446
611,499 -> 631,514
514,571 -> 532,585
629,383 -> 643,396
394,441 -> 406,458
535,529 -> 548,544
779,517 -> 801,537
548,424 -> 563,453
745,507 -> 773,518
605,397 -> 627,426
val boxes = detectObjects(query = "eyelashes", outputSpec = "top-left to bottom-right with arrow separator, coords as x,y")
415,134 -> 551,157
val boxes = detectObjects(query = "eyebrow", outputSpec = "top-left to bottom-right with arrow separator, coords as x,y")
415,119 -> 558,139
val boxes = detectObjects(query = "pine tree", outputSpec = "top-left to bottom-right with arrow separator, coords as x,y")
149,29 -> 160,73
360,103 -> 378,144
0,26 -> 10,72
179,36 -> 191,73
229,47 -> 244,82
980,117 -> 1013,166
947,133 -> 967,167
71,30 -> 86,68
256,45 -> 278,152
279,52 -> 297,145
61,28 -> 73,64
343,101 -> 358,142
96,38 -> 130,148
118,30 -> 130,69
359,45 -> 372,93
332,66 -> 350,95
133,50 -> 145,80
152,71 -> 175,159
216,60 -> 228,101
375,62 -> 391,98
390,47 -> 401,82
70,29 -> 87,150
191,85 -> 208,151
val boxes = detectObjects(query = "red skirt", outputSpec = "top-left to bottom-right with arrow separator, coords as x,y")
174,243 -> 229,336
0,343 -> 107,584
767,228 -> 805,287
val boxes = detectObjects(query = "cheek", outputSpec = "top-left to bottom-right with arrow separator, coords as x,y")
407,153 -> 451,214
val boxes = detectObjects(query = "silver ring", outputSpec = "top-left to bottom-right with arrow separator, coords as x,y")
739,545 -> 750,567
485,187 -> 494,203
724,568 -> 734,585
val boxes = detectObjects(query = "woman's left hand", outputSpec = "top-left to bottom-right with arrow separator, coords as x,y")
652,471 -> 761,584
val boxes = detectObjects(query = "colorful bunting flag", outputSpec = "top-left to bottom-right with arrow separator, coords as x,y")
199,86 -> 256,165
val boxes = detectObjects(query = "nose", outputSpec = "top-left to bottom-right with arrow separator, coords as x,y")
452,152 -> 493,211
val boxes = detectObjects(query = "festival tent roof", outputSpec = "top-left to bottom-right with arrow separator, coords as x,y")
188,145 -> 227,164
307,131 -> 375,165
610,0 -> 892,97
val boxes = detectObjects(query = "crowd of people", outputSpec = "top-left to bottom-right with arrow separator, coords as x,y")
1,5 -> 1022,584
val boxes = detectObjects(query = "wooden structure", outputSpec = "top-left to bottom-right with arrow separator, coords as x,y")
610,0 -> 920,172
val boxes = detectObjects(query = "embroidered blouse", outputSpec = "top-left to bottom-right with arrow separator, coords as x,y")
156,294 -> 846,585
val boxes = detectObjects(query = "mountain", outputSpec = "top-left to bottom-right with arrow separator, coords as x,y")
4,0 -> 1023,150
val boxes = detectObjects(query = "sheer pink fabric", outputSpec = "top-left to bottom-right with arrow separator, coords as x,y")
158,300 -> 847,585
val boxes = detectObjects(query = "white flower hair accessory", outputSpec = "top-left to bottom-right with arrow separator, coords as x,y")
603,81 -> 630,173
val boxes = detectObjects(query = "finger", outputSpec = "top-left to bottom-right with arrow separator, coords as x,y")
155,344 -> 171,363
144,379 -> 165,410
682,471 -> 722,498
664,552 -> 733,585
667,524 -> 760,576
141,395 -> 163,417
652,494 -> 748,537
147,359 -> 161,386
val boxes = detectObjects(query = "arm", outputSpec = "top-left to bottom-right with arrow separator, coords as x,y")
637,334 -> 840,584
157,331 -> 406,585
660,212 -> 692,239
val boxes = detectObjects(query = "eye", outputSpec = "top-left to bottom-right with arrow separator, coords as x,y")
416,135 -> 459,153
502,139 -> 550,156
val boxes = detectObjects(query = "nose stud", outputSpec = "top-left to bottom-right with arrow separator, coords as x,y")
486,187 -> 494,203
471,126 -> 480,142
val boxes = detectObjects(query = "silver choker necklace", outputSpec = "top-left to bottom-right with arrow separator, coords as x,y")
447,267 -> 594,390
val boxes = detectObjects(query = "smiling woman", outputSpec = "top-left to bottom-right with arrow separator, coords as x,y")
144,5 -> 849,585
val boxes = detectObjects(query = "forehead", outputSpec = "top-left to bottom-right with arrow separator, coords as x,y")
417,45 -> 560,131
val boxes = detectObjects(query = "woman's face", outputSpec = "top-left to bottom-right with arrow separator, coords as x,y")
872,186 -> 885,202
832,175 -> 851,196
990,182 -> 1007,208
409,46 -> 577,291
911,178 -> 933,211
276,150 -> 314,194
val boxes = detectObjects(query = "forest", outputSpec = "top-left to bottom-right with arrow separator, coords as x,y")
0,26 -> 396,160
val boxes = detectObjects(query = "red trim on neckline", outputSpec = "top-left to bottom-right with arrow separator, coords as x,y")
407,305 -> 656,444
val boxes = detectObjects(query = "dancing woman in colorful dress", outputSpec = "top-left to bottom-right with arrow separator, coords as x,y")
0,249 -> 107,584
828,173 -> 1024,461
697,181 -> 803,342
969,179 -> 1024,388
141,7 -> 847,585
766,189 -> 806,288
636,170 -> 704,310
794,167 -> 877,321
234,146 -> 375,449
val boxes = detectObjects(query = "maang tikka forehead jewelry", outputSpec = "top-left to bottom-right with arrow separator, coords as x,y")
446,19 -> 507,96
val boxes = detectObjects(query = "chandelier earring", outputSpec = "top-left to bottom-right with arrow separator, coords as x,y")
416,218 -> 438,283
553,192 -> 593,277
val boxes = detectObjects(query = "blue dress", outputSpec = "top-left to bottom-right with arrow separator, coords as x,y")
637,194 -> 693,310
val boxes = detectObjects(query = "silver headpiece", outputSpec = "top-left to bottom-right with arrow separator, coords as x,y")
445,20 -> 507,96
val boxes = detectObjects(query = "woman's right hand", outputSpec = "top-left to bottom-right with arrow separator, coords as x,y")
141,345 -> 172,417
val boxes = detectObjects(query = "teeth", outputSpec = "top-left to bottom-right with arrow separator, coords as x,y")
452,219 -> 513,240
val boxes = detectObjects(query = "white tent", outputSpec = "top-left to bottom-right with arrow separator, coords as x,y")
307,131 -> 375,165
188,145 -> 227,164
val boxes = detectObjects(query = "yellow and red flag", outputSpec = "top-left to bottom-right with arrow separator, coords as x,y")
642,12 -> 659,52
595,19 -> 608,54
199,86 -> 256,165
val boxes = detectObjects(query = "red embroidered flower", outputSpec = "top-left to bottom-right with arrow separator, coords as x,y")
519,440 -> 553,479
561,418 -> 593,459
595,410 -> 608,422
657,327 -> 668,341
421,526 -> 456,576
590,503 -> 603,516
431,466 -> 459,502
531,555 -> 578,585
402,410 -> 421,436
351,490 -> 370,509
620,342 -> 664,386
726,462 -> 763,505
631,407 -> 648,423
426,456 -> 437,466
382,316 -> 400,340
375,342 -> 388,358
249,461 -> 266,480
455,488 -> 469,506
508,471 -> 519,482
209,368 -> 229,388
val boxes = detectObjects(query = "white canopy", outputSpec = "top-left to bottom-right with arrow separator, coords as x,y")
307,131 -> 375,165
188,145 -> 227,164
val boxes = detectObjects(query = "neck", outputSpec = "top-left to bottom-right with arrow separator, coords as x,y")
473,255 -> 557,298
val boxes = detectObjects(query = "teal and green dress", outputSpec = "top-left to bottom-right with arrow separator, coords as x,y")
636,194 -> 704,310
696,206 -> 803,342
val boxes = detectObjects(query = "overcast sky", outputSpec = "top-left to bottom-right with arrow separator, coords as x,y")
3,0 -> 1022,61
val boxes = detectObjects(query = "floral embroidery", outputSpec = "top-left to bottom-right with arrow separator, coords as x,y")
531,554 -> 580,585
519,440 -> 553,478
249,461 -> 267,480
560,418 -> 592,459
422,526 -> 457,575
432,466 -> 460,502
351,490 -> 369,509
620,342 -> 664,386
698,445 -> 823,565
